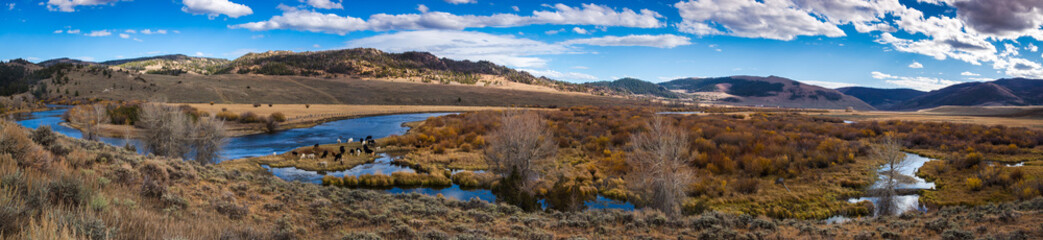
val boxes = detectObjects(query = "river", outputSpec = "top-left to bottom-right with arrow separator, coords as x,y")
12,106 -> 633,210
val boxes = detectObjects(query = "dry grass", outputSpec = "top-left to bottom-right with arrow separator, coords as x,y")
221,142 -> 380,172
820,109 -> 1043,130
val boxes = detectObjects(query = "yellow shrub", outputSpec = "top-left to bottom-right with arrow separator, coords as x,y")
966,177 -> 983,191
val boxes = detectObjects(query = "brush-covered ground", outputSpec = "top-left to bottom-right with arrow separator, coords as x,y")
4,118 -> 1043,240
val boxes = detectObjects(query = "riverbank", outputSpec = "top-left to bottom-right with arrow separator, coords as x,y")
220,141 -> 397,173
68,104 -> 542,138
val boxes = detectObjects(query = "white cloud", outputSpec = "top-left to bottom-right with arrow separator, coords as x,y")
801,80 -> 857,89
46,0 -> 121,12
908,61 -> 923,68
960,71 -> 980,76
545,28 -> 564,35
119,33 -> 129,39
445,0 -> 477,4
345,30 -> 573,68
66,29 -> 80,34
674,0 -> 846,40
182,0 -> 253,19
251,34 -> 264,39
871,71 -> 960,91
140,29 -> 168,35
512,6 -> 519,12
1028,43 -> 1039,52
302,0 -> 342,9
313,44 -> 321,48
417,4 -> 428,13
7,3 -> 14,10
124,29 -> 135,33
572,66 -> 589,69
562,34 -> 692,48
572,27 -> 588,34
85,30 -> 111,37
78,56 -> 95,61
231,3 -> 663,35
53,30 -> 63,34
519,69 -> 598,81
195,52 -> 206,56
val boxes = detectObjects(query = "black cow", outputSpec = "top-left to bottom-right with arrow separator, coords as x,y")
339,146 -> 346,154
321,150 -> 328,158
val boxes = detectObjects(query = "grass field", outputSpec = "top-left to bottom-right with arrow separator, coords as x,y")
818,109 -> 1043,130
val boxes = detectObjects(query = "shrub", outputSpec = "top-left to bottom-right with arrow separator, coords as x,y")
966,177 -> 983,191
30,125 -> 57,147
89,194 -> 109,212
214,199 -> 249,220
270,112 -> 287,122
942,229 -> 974,240
215,111 -> 239,121
49,174 -> 90,206
239,112 -> 261,123
253,103 -> 261,108
358,174 -> 394,187
733,178 -> 760,194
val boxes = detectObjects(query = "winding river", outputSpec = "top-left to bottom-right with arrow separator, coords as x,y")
12,106 -> 633,210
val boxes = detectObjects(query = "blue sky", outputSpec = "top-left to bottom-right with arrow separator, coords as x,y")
3,0 -> 1043,91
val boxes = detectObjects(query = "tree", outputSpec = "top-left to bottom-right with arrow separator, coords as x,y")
627,115 -> 693,216
138,103 -> 226,164
484,110 -> 556,210
68,104 -> 110,141
870,133 -> 909,216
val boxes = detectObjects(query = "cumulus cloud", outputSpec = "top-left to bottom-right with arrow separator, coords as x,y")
417,4 -> 428,13
961,71 -> 980,76
871,71 -> 960,91
674,0 -> 846,40
66,29 -> 80,34
572,27 -> 588,34
518,69 -> 598,81
85,30 -> 111,37
119,33 -> 129,39
908,61 -> 923,68
1028,43 -> 1039,52
345,30 -> 572,68
7,3 -> 14,10
53,30 -> 63,34
952,0 -> 1043,39
512,6 -> 519,12
182,0 -> 253,19
46,0 -> 121,12
140,29 -> 168,34
445,0 -> 477,4
231,3 -> 663,35
302,0 -> 342,9
562,34 -> 692,48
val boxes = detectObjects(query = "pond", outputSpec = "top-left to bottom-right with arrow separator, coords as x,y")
13,106 -> 634,211
839,153 -> 936,220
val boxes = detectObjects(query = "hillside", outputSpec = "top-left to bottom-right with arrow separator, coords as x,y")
660,76 -> 875,110
837,87 -> 926,110
27,63 -> 641,107
216,48 -> 594,93
37,57 -> 97,67
101,54 -> 230,75
890,78 -> 1043,110
584,77 -> 679,98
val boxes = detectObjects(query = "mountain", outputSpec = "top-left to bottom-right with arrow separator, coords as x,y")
216,48 -> 594,93
38,58 -> 97,67
101,54 -> 230,75
837,87 -> 926,110
584,78 -> 679,98
659,75 -> 875,110
890,78 -> 1043,110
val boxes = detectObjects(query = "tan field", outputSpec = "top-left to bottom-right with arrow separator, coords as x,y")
819,108 -> 1043,130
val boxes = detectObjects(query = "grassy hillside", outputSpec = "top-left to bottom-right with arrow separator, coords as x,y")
584,78 -> 679,98
661,76 -> 875,110
216,48 -> 594,93
103,54 -> 231,75
34,67 -> 642,107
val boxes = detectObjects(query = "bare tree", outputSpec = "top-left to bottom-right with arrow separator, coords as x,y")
192,116 -> 226,164
69,104 -> 110,141
870,134 -> 909,216
484,110 -> 556,193
627,115 -> 693,216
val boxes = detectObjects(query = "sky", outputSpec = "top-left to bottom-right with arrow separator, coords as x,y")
3,0 -> 1043,91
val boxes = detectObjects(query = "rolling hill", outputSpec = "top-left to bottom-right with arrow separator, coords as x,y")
836,87 -> 926,110
101,54 -> 230,75
660,76 -> 875,110
583,78 -> 679,98
887,78 -> 1043,110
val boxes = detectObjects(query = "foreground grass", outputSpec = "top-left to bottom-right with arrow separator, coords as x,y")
4,120 -> 1043,239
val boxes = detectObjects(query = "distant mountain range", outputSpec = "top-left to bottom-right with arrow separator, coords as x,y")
8,49 -> 1043,111
836,87 -> 926,110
